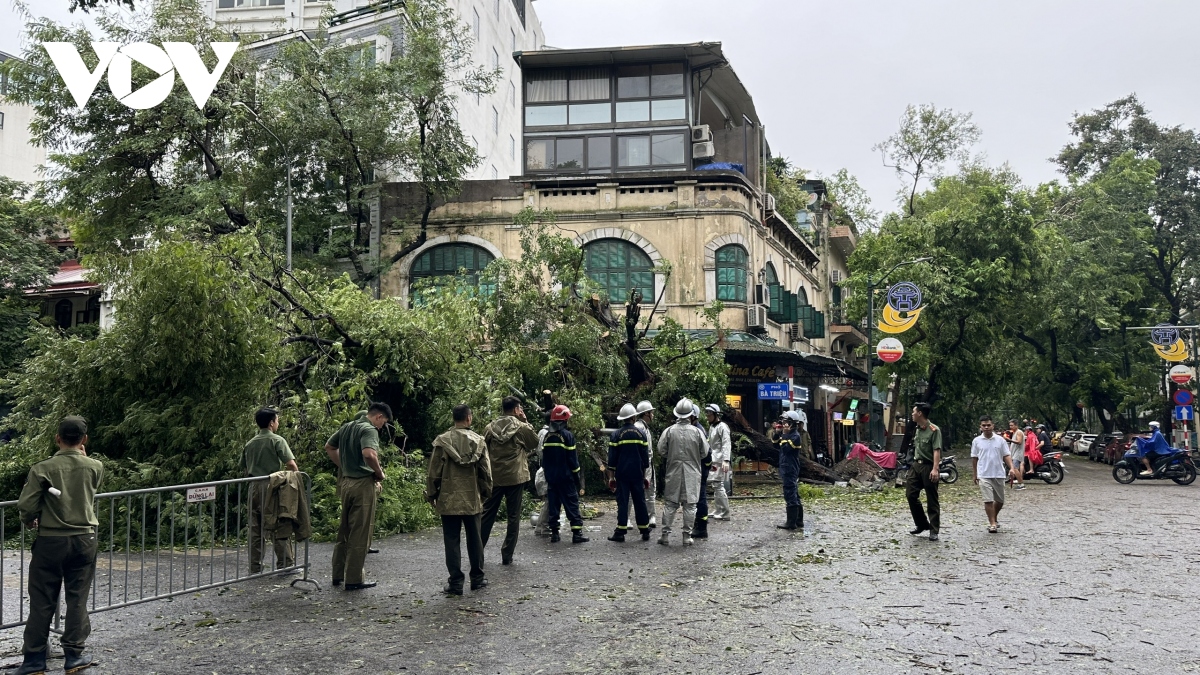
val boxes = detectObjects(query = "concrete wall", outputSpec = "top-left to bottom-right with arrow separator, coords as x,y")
0,99 -> 46,183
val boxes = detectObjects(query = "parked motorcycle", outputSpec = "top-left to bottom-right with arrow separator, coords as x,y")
1112,446 -> 1196,485
814,447 -> 833,468
939,455 -> 959,484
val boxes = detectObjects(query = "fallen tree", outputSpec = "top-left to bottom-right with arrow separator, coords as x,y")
723,409 -> 841,484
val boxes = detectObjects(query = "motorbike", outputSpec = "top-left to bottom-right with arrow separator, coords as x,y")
939,455 -> 959,484
1113,446 -> 1196,485
1022,450 -> 1066,484
814,447 -> 833,468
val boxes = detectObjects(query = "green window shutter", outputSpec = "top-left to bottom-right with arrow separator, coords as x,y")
767,283 -> 783,321
812,310 -> 826,339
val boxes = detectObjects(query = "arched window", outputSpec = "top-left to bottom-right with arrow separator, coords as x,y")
795,286 -> 809,307
583,239 -> 654,302
409,243 -> 496,303
715,245 -> 748,303
54,299 -> 73,329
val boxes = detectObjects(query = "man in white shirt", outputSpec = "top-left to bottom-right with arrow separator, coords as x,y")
969,413 -> 1017,533
972,415 -> 1018,533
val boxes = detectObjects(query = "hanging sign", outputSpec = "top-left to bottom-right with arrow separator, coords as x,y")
878,282 -> 923,334
877,337 -> 905,363
1170,364 -> 1194,385
1151,323 -> 1190,362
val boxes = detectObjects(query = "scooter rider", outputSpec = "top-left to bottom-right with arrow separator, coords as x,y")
608,404 -> 652,542
1136,421 -> 1170,477
776,410 -> 805,531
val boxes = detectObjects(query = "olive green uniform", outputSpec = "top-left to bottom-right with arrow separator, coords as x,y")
327,414 -> 381,585
17,449 -> 104,658
905,423 -> 943,534
243,429 -> 297,572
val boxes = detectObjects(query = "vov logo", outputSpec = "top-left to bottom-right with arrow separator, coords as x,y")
44,42 -> 239,110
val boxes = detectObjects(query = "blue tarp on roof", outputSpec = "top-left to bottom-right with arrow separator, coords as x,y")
695,162 -> 745,174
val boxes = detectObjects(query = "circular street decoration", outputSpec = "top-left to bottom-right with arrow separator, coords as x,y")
1150,323 -> 1181,347
886,282 -> 923,313
1170,364 -> 1194,385
1154,338 -> 1190,362
1174,390 -> 1194,407
877,337 -> 905,363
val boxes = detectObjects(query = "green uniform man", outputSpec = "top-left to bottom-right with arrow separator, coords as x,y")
905,402 -> 944,541
325,402 -> 392,590
243,407 -> 299,574
16,416 -> 104,675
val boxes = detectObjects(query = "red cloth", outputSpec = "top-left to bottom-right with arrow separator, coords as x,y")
848,443 -> 897,469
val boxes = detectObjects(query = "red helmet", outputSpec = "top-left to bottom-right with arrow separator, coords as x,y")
550,405 -> 572,421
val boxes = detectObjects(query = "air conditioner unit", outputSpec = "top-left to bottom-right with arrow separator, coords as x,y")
765,193 -> 776,213
693,141 -> 716,160
830,269 -> 843,284
691,124 -> 712,143
747,305 -> 767,330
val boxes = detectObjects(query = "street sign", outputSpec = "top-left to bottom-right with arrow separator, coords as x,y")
186,485 -> 217,503
877,337 -> 904,363
1170,364 -> 1194,385
1175,405 -> 1194,422
757,383 -> 789,400
1175,390 -> 1194,406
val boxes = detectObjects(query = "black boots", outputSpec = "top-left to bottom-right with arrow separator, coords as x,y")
15,650 -> 47,675
640,527 -> 651,541
571,530 -> 589,544
549,530 -> 561,543
607,528 -> 626,542
692,517 -> 709,539
776,505 -> 802,530
64,649 -> 94,675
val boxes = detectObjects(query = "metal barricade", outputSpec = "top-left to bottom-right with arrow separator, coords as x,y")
0,473 -> 319,631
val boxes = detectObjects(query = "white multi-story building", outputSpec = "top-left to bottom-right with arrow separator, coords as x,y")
205,0 -> 545,180
0,50 -> 47,184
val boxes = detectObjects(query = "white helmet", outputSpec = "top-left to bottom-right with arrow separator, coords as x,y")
705,403 -> 721,415
673,398 -> 694,418
635,400 -> 654,415
617,403 -> 638,421
1149,421 -> 1161,428
784,410 -> 805,426
691,404 -> 701,419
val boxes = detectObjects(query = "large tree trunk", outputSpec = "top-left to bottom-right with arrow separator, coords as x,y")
723,410 -> 840,484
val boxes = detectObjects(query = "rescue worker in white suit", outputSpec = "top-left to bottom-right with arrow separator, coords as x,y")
625,400 -> 657,529
705,404 -> 732,520
657,398 -> 708,546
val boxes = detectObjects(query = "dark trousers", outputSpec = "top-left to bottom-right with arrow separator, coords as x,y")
614,474 -> 649,529
780,462 -> 801,506
331,476 -> 377,585
480,483 -> 524,560
441,514 -> 485,590
906,461 -> 941,532
695,463 -> 711,522
546,478 -> 583,531
24,533 -> 98,655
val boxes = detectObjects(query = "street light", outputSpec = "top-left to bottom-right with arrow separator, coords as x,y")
864,256 -> 933,445
232,101 -> 293,272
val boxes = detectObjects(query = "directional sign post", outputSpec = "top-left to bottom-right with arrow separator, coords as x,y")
1175,405 -> 1194,422
757,383 -> 790,401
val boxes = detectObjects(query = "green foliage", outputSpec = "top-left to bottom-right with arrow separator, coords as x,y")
873,104 -> 981,215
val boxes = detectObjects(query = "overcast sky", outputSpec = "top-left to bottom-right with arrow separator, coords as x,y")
6,1 -> 1200,213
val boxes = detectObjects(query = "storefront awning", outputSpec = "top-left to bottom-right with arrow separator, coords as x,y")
796,353 -> 868,383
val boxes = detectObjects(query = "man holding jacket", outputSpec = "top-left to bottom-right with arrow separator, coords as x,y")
480,397 -> 540,565
427,404 -> 493,595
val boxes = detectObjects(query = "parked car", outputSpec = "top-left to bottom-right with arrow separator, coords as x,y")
1074,433 -> 1098,456
1089,433 -> 1122,463
1060,431 -> 1084,453
1051,430 -> 1067,449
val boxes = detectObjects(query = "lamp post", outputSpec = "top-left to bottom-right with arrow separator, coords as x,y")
232,102 -> 293,271
864,256 -> 933,445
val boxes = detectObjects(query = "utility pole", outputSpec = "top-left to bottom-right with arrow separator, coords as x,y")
864,256 -> 932,446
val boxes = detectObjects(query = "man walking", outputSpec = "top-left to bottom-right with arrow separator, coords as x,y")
971,415 -> 1017,533
705,404 -> 732,520
607,404 -> 651,542
906,402 -> 943,541
243,407 -> 299,574
657,399 -> 708,546
16,416 -> 103,675
325,402 -> 391,590
480,397 -> 540,565
426,404 -> 492,595
542,405 -> 589,544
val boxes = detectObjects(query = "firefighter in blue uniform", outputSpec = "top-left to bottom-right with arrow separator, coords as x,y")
776,410 -> 805,531
607,403 -> 651,542
542,405 -> 589,544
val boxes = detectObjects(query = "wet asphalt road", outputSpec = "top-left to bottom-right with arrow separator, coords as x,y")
1,455 -> 1197,674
